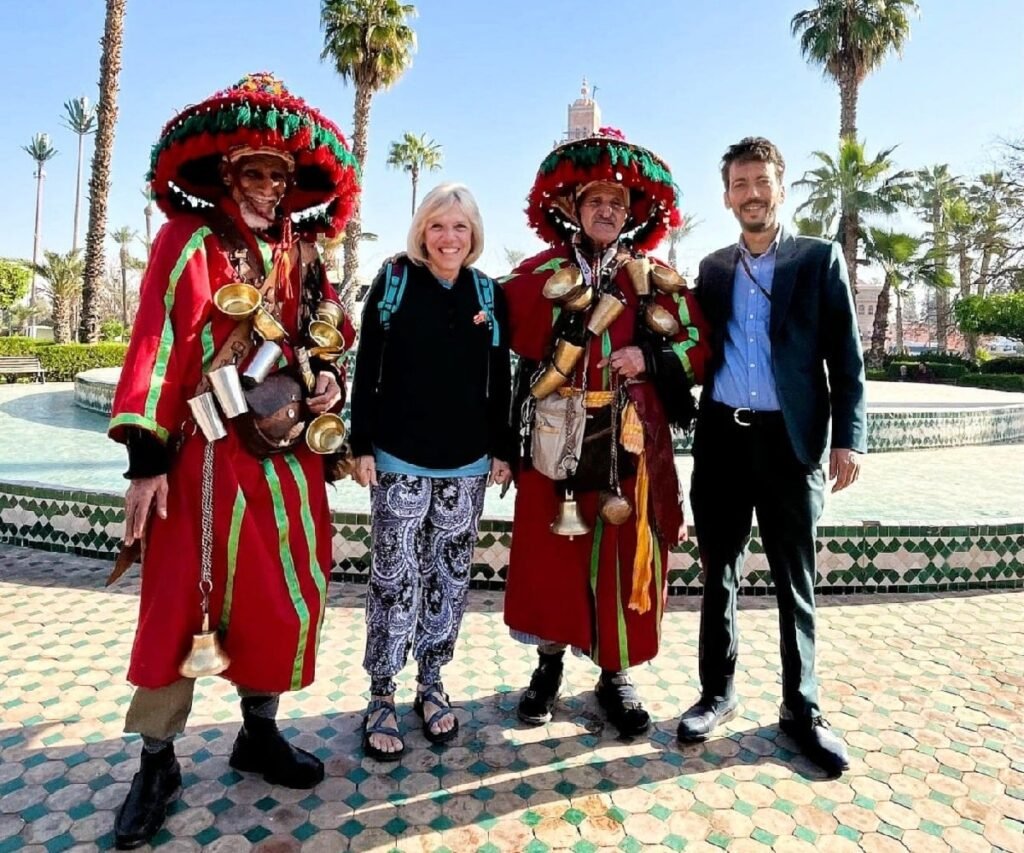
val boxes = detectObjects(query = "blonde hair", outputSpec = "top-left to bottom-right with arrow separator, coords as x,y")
406,182 -> 485,267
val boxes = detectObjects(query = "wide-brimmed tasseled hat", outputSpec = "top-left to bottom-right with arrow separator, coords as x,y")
148,72 -> 360,238
526,127 -> 682,252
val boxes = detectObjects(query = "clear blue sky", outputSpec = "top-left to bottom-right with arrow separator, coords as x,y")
2,0 -> 1022,281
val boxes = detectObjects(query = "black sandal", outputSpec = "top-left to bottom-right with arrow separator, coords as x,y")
361,698 -> 405,762
413,683 -> 460,745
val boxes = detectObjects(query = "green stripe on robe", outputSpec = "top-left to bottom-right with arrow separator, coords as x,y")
284,454 -> 328,655
220,488 -> 247,633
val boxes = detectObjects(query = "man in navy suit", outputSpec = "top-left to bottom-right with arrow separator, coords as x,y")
675,137 -> 866,776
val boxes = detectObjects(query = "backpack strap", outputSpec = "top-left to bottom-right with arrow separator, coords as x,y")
471,268 -> 500,347
377,257 -> 409,332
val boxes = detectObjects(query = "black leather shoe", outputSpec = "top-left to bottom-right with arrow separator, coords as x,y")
779,715 -> 850,777
114,745 -> 182,850
517,652 -> 564,725
676,695 -> 739,743
229,700 -> 324,789
595,670 -> 650,737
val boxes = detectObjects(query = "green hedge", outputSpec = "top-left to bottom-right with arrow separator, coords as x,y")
866,368 -> 887,381
885,361 -> 972,381
979,356 -> 1024,375
957,373 -> 1024,392
0,338 -> 128,382
884,351 -> 975,368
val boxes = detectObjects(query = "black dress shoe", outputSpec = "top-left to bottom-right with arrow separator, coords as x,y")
676,695 -> 738,743
779,715 -> 850,777
517,652 -> 564,725
229,702 -> 324,789
114,745 -> 182,850
595,670 -> 650,737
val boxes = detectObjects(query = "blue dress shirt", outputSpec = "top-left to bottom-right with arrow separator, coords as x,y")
711,232 -> 781,411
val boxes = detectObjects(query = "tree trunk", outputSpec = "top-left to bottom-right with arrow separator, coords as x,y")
977,248 -> 993,299
30,169 -> 44,312
843,208 -> 859,297
143,203 -> 153,259
895,289 -> 904,354
341,84 -> 373,304
838,66 -> 858,141
80,0 -> 126,343
410,166 -> 418,217
931,195 -> 949,351
52,294 -> 71,344
668,238 -> 678,269
120,249 -> 129,330
959,247 -> 976,356
72,133 -> 85,253
868,275 -> 892,367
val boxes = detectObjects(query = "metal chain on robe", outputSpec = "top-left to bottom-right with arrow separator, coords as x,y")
199,440 -> 215,617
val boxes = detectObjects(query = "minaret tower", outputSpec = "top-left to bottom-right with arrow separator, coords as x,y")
566,77 -> 601,141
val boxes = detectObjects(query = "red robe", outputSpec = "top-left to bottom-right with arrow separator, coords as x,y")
502,246 -> 710,670
109,208 -> 354,692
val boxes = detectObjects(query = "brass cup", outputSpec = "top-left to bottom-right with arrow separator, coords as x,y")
586,292 -> 627,336
213,283 -> 261,318
313,299 -> 345,328
252,306 -> 287,343
598,491 -> 633,526
644,303 -> 681,337
552,339 -> 585,375
309,319 -> 344,350
305,412 -> 347,455
530,364 -> 570,400
650,265 -> 687,294
623,257 -> 652,298
562,285 -> 594,312
542,265 -> 585,303
309,345 -> 343,363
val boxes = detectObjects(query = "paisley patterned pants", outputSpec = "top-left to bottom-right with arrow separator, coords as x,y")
363,472 -> 487,695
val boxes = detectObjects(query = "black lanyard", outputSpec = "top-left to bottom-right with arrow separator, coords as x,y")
737,250 -> 772,302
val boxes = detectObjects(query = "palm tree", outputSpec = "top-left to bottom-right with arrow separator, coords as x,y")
914,165 -> 960,350
792,139 -> 914,295
61,97 -> 98,253
22,133 -> 58,313
32,250 -> 84,343
664,214 -> 701,268
321,0 -> 417,293
386,132 -> 442,215
80,0 -> 126,343
141,187 -> 155,258
110,226 -> 138,330
791,0 -> 918,141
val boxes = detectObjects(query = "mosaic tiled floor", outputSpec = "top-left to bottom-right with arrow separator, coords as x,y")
1,544 -> 1022,852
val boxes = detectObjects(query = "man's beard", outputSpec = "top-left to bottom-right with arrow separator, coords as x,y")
238,200 -> 278,231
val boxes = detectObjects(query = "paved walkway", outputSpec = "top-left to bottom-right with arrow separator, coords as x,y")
1,543 -> 1021,852
1,384 -> 1023,524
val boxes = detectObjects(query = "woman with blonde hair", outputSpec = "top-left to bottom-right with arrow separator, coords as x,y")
349,183 -> 513,760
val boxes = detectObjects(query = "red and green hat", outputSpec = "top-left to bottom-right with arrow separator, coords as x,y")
148,72 -> 360,238
527,127 -> 682,252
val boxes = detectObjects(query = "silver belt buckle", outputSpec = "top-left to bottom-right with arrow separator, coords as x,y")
733,407 -> 753,427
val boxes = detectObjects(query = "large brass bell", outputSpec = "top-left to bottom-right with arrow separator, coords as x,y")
552,339 -> 585,375
551,490 -> 591,539
650,265 -> 687,294
586,292 -> 627,336
179,614 -> 230,678
542,265 -> 585,303
644,303 -> 681,337
623,257 -> 652,298
598,490 -> 633,525
530,364 -> 570,399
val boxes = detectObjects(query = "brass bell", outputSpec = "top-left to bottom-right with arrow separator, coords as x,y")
542,265 -> 585,303
530,364 -> 570,400
306,412 -> 347,454
623,257 -> 652,298
562,284 -> 594,312
550,490 -> 591,539
650,265 -> 686,294
552,338 -> 585,375
644,303 -> 680,337
213,283 -> 261,318
598,490 -> 633,525
179,614 -> 230,679
586,292 -> 627,336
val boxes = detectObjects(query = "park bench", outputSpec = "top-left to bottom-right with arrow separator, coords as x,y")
0,356 -> 46,383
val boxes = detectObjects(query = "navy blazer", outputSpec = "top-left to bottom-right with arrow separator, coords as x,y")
695,227 -> 867,465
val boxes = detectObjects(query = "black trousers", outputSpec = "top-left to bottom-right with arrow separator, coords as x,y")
690,401 -> 825,719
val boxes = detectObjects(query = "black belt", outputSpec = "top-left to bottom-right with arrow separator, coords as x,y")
706,400 -> 784,428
